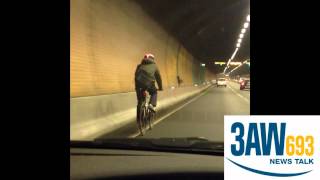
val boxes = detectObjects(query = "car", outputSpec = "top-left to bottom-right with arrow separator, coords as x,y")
217,78 -> 227,87
240,79 -> 250,90
239,77 -> 245,84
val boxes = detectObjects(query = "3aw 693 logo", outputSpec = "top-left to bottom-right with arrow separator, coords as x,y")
224,116 -> 319,180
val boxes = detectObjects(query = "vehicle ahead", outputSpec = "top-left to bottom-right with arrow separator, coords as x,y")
238,77 -> 245,84
240,79 -> 250,90
238,78 -> 243,84
217,78 -> 227,87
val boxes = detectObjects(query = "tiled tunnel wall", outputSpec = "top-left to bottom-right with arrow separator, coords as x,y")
71,0 -> 215,97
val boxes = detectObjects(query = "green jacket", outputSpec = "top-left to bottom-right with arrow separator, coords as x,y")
135,59 -> 162,89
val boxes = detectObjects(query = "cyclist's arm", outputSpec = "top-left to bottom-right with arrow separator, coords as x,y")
155,67 -> 163,90
134,65 -> 140,77
134,65 -> 141,87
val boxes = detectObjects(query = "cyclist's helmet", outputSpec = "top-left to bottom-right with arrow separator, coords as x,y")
144,53 -> 155,61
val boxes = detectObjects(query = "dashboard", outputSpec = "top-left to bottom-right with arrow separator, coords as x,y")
70,148 -> 224,179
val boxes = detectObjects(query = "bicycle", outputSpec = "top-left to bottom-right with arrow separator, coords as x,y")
137,90 -> 155,136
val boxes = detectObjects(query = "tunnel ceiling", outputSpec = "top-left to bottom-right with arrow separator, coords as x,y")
135,0 -> 250,73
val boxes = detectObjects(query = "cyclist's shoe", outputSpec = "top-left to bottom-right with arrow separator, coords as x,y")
149,104 -> 156,112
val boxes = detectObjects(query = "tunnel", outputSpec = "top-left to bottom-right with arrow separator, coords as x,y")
70,0 -> 250,141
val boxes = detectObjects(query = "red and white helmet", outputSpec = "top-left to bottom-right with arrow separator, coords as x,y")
144,53 -> 155,61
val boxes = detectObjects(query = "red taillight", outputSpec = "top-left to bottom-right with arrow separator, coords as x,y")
142,91 -> 147,97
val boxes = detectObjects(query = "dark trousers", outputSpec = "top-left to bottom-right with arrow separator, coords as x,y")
135,84 -> 157,121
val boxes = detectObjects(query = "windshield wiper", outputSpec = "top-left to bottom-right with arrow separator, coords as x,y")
70,137 -> 223,156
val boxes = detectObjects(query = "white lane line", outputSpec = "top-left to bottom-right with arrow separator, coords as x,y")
130,86 -> 212,138
227,85 -> 250,103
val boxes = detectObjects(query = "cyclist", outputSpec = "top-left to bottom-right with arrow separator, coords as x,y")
135,53 -> 163,122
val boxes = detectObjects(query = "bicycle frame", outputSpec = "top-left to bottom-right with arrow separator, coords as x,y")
143,91 -> 150,109
137,90 -> 154,136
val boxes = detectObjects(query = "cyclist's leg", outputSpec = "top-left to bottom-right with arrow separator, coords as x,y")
148,83 -> 158,107
135,87 -> 143,122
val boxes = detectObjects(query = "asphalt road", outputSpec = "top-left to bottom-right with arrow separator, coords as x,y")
100,81 -> 249,141
140,81 -> 250,142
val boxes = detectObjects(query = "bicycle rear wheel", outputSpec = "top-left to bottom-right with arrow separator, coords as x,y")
138,104 -> 146,136
148,110 -> 154,130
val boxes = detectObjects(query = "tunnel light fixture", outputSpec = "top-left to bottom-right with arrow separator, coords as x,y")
230,62 -> 242,66
230,63 -> 242,73
243,59 -> 250,67
224,13 -> 250,74
215,61 -> 226,66
223,64 -> 230,73
201,63 -> 206,67
230,65 -> 241,73
225,48 -> 239,71
223,67 -> 227,73
244,22 -> 249,28
229,59 -> 250,74
231,48 -> 239,60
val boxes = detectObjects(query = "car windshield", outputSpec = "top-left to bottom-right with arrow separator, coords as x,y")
70,0 -> 250,153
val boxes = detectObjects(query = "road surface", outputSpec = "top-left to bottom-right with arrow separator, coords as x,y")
140,81 -> 249,141
100,81 -> 249,142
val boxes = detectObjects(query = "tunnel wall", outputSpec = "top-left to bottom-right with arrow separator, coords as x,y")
71,0 -> 212,97
205,69 -> 216,82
